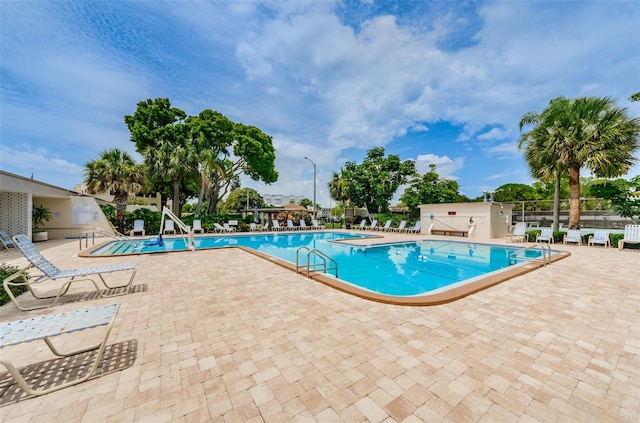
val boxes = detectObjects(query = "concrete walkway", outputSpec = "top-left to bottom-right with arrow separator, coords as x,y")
0,233 -> 638,422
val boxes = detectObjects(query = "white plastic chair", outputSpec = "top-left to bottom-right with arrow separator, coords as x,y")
507,222 -> 528,242
588,230 -> 610,248
618,224 -> 640,250
193,219 -> 204,234
163,220 -> 176,234
536,228 -> 554,244
129,219 -> 145,237
391,220 -> 407,232
563,229 -> 582,246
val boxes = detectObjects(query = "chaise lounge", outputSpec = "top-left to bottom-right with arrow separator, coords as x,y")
618,224 -> 640,250
3,235 -> 138,311
0,303 -> 121,397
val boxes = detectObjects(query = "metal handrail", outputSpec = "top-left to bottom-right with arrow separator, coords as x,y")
509,243 -> 552,266
295,246 -> 338,278
161,206 -> 195,251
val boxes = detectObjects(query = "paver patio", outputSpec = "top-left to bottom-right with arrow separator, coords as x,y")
0,232 -> 638,422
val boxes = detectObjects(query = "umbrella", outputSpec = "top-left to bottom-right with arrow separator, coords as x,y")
253,206 -> 259,223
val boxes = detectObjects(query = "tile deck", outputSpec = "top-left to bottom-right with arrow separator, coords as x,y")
0,232 -> 638,422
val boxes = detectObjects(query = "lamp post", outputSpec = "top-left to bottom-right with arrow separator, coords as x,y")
304,156 -> 316,220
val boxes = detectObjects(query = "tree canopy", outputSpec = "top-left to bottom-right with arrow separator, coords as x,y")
124,98 -> 278,216
400,164 -> 460,218
331,147 -> 415,216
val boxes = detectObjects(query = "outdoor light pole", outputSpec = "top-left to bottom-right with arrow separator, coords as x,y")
304,156 -> 316,220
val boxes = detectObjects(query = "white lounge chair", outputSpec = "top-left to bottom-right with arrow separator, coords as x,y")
286,219 -> 298,231
618,224 -> 640,250
213,223 -> 234,233
193,219 -> 204,234
4,235 -> 138,311
377,220 -> 392,232
391,220 -> 407,232
356,220 -> 367,230
299,219 -> 310,230
223,223 -> 236,232
129,219 -> 145,237
536,228 -> 554,244
563,229 -> 582,246
272,220 -> 284,231
365,220 -> 378,231
588,230 -> 610,248
261,222 -> 270,231
406,221 -> 421,234
249,223 -> 259,231
0,303 -> 121,397
311,219 -> 322,230
507,222 -> 528,242
163,220 -> 176,235
0,229 -> 14,249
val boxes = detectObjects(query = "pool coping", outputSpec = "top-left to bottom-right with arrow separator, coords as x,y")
79,232 -> 571,306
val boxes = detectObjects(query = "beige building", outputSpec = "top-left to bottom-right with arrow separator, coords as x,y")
419,202 -> 515,238
0,170 -> 114,241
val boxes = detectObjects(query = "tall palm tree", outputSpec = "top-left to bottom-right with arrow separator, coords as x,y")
520,96 -> 640,229
144,136 -> 198,216
519,97 -> 572,231
84,149 -> 147,233
329,169 -> 356,222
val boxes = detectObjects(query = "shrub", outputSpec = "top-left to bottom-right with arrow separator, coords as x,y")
0,264 -> 29,306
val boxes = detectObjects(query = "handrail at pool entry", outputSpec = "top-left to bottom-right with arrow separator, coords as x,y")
161,206 -> 195,251
295,246 -> 338,278
509,243 -> 551,266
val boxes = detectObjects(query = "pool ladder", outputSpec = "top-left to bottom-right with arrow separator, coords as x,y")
509,243 -> 552,266
295,246 -> 338,278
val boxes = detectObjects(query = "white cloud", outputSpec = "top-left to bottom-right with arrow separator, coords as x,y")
414,154 -> 464,179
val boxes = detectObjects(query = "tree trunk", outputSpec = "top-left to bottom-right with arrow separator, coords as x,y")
114,192 -> 128,234
552,173 -> 560,232
568,166 -> 581,229
172,178 -> 181,217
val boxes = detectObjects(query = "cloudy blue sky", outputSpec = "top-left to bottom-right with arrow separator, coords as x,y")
2,0 -> 639,207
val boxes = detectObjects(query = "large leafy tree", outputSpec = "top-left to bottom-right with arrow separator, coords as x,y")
400,164 -> 460,218
589,176 -> 640,223
124,98 -> 194,216
219,188 -> 267,214
341,147 -> 416,217
493,183 -> 540,202
84,148 -> 147,233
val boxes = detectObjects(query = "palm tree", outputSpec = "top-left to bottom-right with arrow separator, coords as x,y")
328,170 -> 354,222
520,96 -> 640,229
144,136 -> 197,217
84,149 -> 147,233
519,97 -> 572,231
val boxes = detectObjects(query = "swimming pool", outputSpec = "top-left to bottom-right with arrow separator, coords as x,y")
87,231 -> 567,304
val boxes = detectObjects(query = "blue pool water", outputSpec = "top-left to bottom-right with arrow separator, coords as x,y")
90,232 -> 548,296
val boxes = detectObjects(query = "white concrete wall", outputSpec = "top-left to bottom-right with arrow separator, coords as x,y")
419,202 -> 514,239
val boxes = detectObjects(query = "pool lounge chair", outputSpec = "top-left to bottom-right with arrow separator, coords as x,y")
4,235 -> 138,311
1,229 -> 14,249
214,223 -> 234,233
377,220 -> 392,232
507,222 -> 528,242
286,219 -> 298,231
390,220 -> 407,232
193,219 -> 204,234
299,219 -> 310,230
406,221 -> 421,234
588,230 -> 611,248
261,222 -> 270,231
563,229 -> 582,246
365,220 -> 378,231
272,220 -> 285,231
618,224 -> 640,250
129,219 -> 145,237
163,220 -> 176,235
223,223 -> 236,232
356,220 -> 367,230
0,303 -> 121,397
535,227 -> 554,244
311,219 -> 322,230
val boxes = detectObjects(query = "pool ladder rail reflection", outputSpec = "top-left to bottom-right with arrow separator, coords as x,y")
508,243 -> 552,266
295,246 -> 338,278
